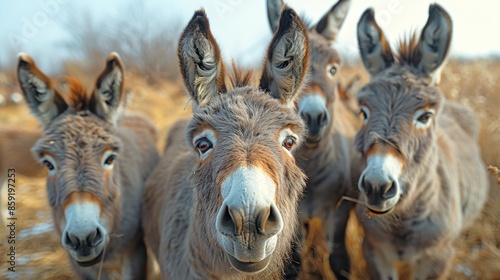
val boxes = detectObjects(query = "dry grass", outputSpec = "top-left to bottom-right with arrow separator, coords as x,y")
1,59 -> 500,279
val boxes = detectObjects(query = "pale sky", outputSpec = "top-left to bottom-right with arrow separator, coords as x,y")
1,0 -> 499,73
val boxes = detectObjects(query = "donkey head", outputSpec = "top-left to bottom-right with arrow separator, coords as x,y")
179,8 -> 308,273
268,0 -> 350,144
355,4 -> 451,214
18,53 -> 126,266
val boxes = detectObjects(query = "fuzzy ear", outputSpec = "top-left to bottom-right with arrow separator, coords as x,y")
178,9 -> 226,108
17,53 -> 68,126
314,0 -> 350,41
267,0 -> 284,33
417,4 -> 452,84
260,6 -> 309,108
357,8 -> 394,76
91,52 -> 125,122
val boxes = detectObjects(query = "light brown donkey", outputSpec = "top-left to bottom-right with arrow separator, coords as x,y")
17,53 -> 159,279
355,4 -> 488,279
142,7 -> 309,279
268,0 -> 361,278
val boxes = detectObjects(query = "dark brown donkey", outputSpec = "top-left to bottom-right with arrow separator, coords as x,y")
268,0 -> 361,278
17,53 -> 159,279
355,4 -> 488,279
142,7 -> 310,279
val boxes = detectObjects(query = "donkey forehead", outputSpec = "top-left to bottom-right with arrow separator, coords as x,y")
308,33 -> 340,66
192,88 -> 305,135
35,113 -> 120,156
359,73 -> 441,112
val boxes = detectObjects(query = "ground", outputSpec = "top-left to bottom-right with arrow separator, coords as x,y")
0,60 -> 499,279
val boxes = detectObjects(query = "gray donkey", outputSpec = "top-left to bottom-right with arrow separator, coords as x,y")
17,53 -> 159,279
355,4 -> 488,279
142,7 -> 310,279
268,1 -> 361,279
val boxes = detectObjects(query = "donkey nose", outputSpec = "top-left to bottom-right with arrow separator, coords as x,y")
301,109 -> 329,134
218,204 -> 283,237
63,226 -> 104,252
360,175 -> 397,199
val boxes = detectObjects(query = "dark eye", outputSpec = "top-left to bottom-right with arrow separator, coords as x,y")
282,137 -> 296,151
417,112 -> 432,124
359,106 -> 370,123
104,154 -> 116,166
328,65 -> 337,76
196,137 -> 213,155
42,160 -> 55,171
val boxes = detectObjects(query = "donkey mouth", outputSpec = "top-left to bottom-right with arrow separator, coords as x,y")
366,206 -> 394,216
228,254 -> 272,274
75,250 -> 104,267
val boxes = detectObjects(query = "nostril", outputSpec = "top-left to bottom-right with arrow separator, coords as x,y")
219,205 -> 242,236
318,111 -> 328,126
257,205 -> 282,236
88,227 -> 103,247
65,232 -> 80,250
383,181 -> 398,199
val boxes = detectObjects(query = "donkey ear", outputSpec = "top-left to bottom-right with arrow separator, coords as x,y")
267,0 -> 284,33
178,9 -> 226,108
357,8 -> 394,76
260,6 -> 309,108
91,52 -> 125,122
314,0 -> 350,41
417,4 -> 452,84
17,53 -> 68,126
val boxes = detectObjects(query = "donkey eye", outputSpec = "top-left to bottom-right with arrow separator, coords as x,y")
104,155 -> 116,166
282,136 -> 296,151
327,65 -> 337,76
413,110 -> 434,129
360,106 -> 370,124
196,137 -> 213,155
43,160 -> 55,171
417,112 -> 432,124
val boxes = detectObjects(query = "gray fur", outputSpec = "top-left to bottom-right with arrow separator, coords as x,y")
355,4 -> 488,279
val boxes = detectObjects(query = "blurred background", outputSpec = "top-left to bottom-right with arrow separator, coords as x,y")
0,0 -> 499,279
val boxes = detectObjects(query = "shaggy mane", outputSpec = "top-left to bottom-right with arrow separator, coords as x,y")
228,60 -> 255,88
63,76 -> 91,111
396,31 -> 422,66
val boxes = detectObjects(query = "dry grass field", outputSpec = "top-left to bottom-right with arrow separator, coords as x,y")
0,59 -> 499,279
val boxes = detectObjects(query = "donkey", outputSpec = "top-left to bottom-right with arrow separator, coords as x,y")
355,4 -> 488,279
17,52 -> 159,279
142,7 -> 310,279
268,0 -> 361,278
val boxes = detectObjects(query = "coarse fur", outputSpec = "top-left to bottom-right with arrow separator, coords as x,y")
17,53 -> 159,280
267,1 -> 362,279
142,7 -> 309,279
355,5 -> 488,279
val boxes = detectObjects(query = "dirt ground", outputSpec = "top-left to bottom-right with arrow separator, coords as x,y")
0,60 -> 499,279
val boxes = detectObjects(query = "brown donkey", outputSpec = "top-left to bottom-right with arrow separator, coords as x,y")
355,4 -> 488,279
142,7 -> 309,279
17,53 -> 159,279
268,0 -> 361,278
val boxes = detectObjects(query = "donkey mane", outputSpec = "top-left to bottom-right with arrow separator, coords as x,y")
63,77 -> 91,111
396,32 -> 421,66
228,61 -> 255,89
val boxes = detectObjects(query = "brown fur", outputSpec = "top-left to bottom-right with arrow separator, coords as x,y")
17,53 -> 159,279
143,7 -> 309,279
267,1 -> 361,279
355,5 -> 488,279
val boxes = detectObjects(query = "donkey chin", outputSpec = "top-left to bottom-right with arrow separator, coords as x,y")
215,166 -> 284,273
61,201 -> 109,267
